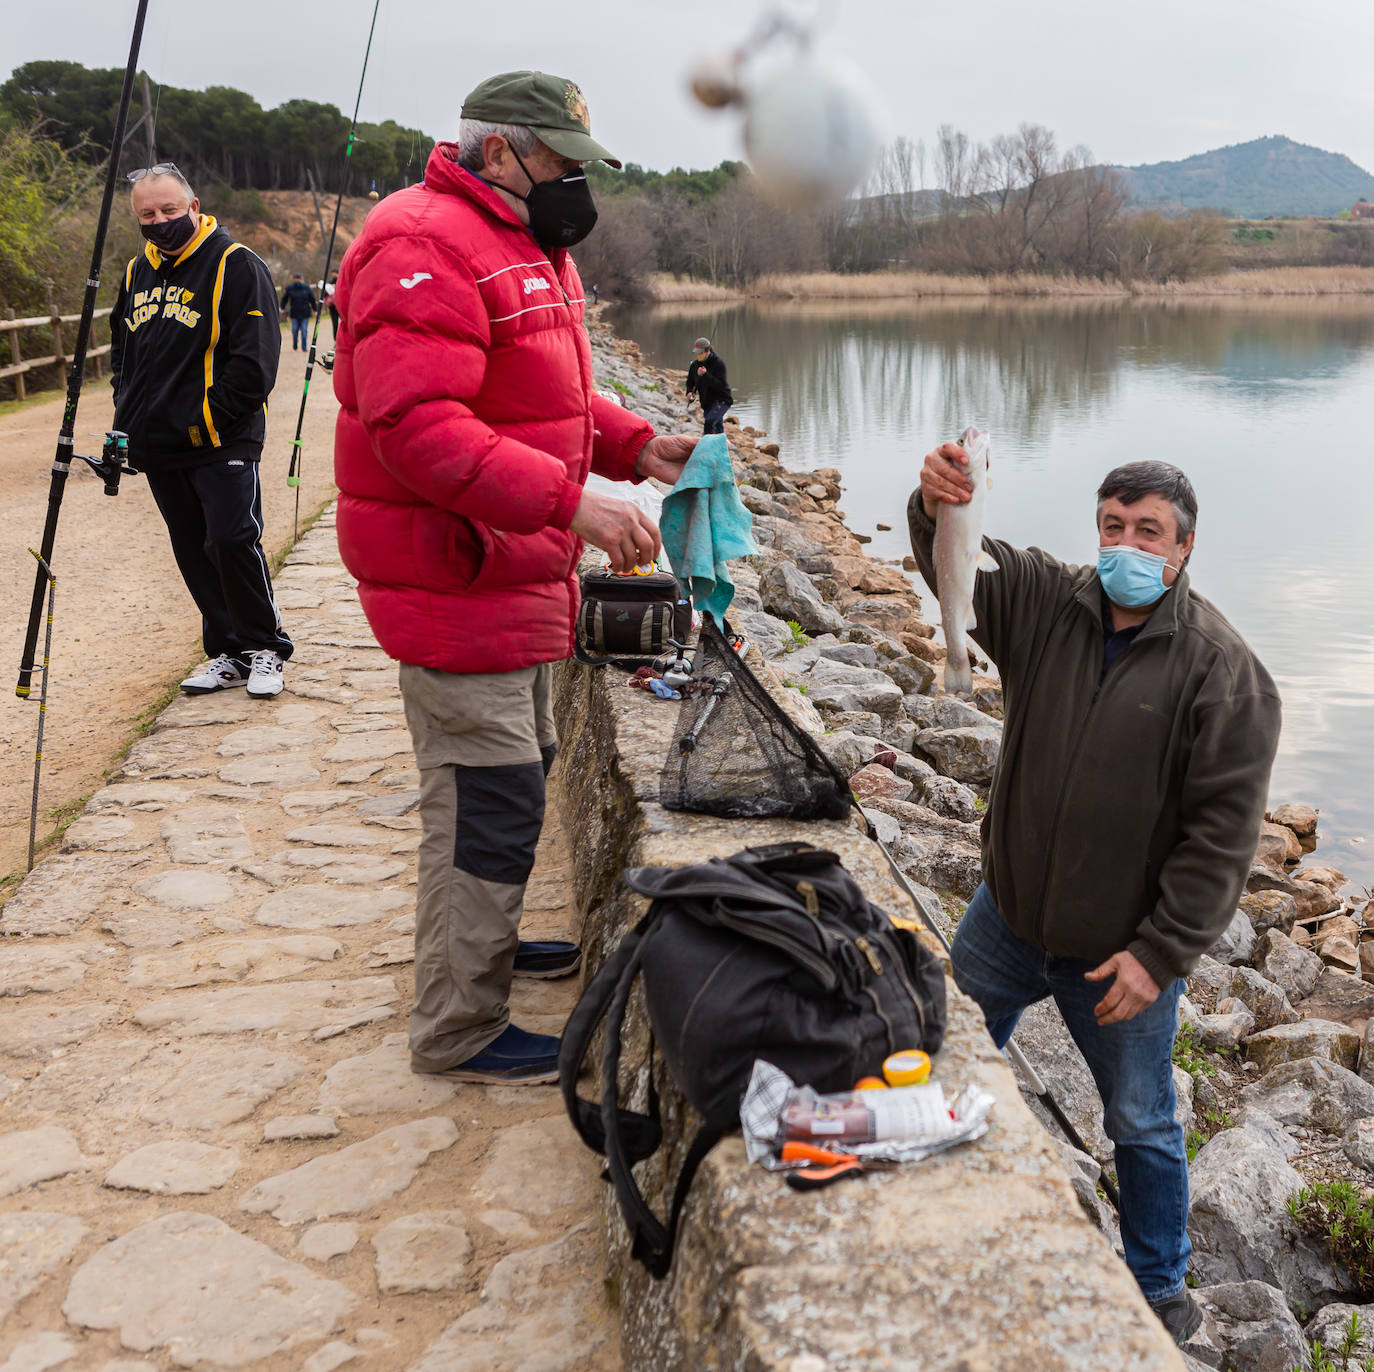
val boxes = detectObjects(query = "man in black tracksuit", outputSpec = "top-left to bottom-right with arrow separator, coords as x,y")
112,165 -> 292,699
684,336 -> 733,434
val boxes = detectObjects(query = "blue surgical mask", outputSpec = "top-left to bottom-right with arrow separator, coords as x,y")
1097,544 -> 1172,609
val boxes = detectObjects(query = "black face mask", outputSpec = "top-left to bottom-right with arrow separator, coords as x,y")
140,213 -> 197,253
508,148 -> 598,250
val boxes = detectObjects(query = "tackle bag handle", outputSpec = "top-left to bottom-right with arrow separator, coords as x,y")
597,912 -> 722,1279
558,913 -> 663,1162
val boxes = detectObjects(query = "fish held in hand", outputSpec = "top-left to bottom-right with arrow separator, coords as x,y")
934,425 -> 997,695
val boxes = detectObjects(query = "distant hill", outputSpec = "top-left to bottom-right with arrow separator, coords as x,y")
1115,136 -> 1374,218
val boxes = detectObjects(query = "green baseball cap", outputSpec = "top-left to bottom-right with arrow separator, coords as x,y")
461,70 -> 622,169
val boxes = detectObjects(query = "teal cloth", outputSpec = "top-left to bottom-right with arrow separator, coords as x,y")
659,434 -> 757,625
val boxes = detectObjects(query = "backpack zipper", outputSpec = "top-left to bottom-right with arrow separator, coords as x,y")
863,984 -> 898,1055
854,936 -> 883,975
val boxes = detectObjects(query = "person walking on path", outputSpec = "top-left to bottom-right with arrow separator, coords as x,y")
333,70 -> 694,1086
111,163 -> 293,699
280,272 -> 317,351
909,450 -> 1281,1345
685,336 -> 733,434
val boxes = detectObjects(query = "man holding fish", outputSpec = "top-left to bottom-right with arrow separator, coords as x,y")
909,440 -> 1281,1344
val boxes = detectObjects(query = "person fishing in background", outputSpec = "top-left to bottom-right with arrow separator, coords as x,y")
685,335 -> 733,434
910,449 -> 1281,1346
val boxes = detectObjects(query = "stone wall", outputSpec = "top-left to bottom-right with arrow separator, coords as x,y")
552,654 -> 1186,1371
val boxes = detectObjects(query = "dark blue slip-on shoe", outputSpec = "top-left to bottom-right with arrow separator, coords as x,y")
513,939 -> 582,980
436,1024 -> 561,1085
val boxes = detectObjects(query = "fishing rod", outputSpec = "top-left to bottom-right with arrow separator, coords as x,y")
15,0 -> 149,700
861,811 -> 1120,1209
283,0 -> 382,541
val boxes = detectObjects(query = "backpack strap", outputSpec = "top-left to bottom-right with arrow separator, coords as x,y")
599,918 -> 723,1279
557,912 -> 662,1162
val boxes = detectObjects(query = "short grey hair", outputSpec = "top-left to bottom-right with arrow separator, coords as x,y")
1096,461 -> 1198,541
456,119 -> 538,170
133,166 -> 196,202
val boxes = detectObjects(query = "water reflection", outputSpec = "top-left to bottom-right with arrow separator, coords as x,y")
612,297 -> 1374,885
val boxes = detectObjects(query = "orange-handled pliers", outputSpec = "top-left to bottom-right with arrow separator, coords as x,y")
781,1142 -> 869,1191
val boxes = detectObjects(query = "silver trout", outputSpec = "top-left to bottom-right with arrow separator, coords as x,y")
933,424 -> 997,695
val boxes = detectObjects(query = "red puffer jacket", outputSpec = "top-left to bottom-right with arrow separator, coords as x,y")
332,143 -> 653,673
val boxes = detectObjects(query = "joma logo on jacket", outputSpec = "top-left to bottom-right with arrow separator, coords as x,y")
521,276 -> 551,295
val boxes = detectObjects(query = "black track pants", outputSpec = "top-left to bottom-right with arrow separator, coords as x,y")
145,458 -> 293,661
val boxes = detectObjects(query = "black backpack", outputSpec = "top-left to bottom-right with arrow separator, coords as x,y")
558,841 -> 947,1278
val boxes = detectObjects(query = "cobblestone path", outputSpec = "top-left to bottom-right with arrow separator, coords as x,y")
0,509 -> 618,1371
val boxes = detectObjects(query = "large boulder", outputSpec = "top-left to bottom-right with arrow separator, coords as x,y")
800,657 -> 905,719
931,697 -> 992,730
1253,929 -> 1323,1003
1195,1007 -> 1256,1053
1239,1057 -> 1374,1135
733,609 -> 794,661
1304,1302 -> 1374,1363
1244,1020 -> 1361,1075
848,764 -> 914,804
1296,968 -> 1374,1034
912,726 -> 1001,786
1007,1000 -> 1111,1162
1209,909 -> 1257,967
1254,821 -> 1302,869
1225,966 -> 1300,1030
878,653 -> 936,696
1188,1121 -> 1346,1307
758,560 -> 846,635
912,774 -> 980,823
1268,803 -> 1318,838
1240,890 -> 1299,937
1190,1281 -> 1308,1372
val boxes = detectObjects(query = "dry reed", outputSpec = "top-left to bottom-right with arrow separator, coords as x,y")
646,266 -> 1374,303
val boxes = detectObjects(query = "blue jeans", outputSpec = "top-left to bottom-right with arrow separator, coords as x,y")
702,400 -> 730,434
951,883 -> 1189,1302
291,316 -> 308,349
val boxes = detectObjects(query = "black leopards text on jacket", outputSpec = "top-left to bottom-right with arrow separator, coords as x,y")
110,216 -> 282,469
685,351 -> 733,410
908,494 -> 1282,988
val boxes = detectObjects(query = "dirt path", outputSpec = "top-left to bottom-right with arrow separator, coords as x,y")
0,326 -> 339,880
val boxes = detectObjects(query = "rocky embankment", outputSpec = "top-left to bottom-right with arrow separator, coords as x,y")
591,315 -> 1373,1372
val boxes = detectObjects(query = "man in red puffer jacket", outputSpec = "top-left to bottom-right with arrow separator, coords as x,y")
333,71 -> 693,1086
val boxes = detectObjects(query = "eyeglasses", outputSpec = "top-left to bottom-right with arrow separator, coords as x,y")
126,162 -> 183,183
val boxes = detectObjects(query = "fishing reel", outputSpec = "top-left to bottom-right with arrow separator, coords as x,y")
687,8 -> 881,208
75,430 -> 136,496
655,638 -> 696,690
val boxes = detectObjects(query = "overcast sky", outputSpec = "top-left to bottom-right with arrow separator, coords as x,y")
10,0 -> 1374,179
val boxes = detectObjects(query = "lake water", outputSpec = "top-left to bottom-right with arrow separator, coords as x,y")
610,297 -> 1374,889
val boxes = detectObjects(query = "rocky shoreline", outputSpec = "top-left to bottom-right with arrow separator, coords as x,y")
590,313 -> 1374,1372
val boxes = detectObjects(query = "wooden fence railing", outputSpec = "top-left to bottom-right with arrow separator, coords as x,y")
1,294 -> 113,401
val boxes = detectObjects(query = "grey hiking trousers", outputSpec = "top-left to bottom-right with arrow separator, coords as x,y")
399,662 -> 557,1072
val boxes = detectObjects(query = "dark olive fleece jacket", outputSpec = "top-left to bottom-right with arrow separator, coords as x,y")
908,493 -> 1282,988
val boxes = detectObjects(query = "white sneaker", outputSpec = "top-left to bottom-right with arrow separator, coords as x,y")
181,655 -> 248,694
246,649 -> 285,699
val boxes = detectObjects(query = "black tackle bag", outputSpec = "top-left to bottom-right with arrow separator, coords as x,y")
558,841 -> 947,1278
574,565 -> 692,667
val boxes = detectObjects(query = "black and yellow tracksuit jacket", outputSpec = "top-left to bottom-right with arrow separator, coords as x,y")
110,215 -> 281,469
908,494 -> 1282,989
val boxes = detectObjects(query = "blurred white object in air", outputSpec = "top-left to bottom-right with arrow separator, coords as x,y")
688,9 -> 882,208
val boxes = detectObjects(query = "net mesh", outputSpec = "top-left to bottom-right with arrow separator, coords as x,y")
660,617 -> 853,821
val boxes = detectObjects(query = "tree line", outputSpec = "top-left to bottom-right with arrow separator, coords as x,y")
576,123 -> 1236,297
1,61 -> 434,196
